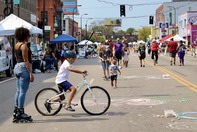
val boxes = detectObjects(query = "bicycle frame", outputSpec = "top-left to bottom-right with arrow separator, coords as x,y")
49,74 -> 95,105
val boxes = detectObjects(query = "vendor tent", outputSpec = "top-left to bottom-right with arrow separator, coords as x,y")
159,35 -> 172,43
166,34 -> 186,42
49,34 -> 77,43
0,14 -> 42,36
78,40 -> 93,45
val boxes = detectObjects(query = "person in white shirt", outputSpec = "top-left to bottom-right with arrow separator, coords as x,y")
55,50 -> 87,111
109,58 -> 121,88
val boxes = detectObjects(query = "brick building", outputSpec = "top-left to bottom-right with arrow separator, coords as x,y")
36,0 -> 63,42
0,0 -> 36,25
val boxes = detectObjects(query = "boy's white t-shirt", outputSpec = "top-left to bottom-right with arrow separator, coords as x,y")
55,60 -> 71,84
110,64 -> 119,75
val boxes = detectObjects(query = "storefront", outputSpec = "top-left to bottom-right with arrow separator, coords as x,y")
178,11 -> 197,46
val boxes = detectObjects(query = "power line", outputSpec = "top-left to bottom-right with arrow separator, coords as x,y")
96,0 -> 170,7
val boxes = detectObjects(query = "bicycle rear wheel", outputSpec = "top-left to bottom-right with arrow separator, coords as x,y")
34,88 -> 62,116
81,86 -> 111,115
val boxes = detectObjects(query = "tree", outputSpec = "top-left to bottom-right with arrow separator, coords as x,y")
116,29 -> 125,34
138,26 -> 151,42
89,20 -> 114,41
126,28 -> 135,35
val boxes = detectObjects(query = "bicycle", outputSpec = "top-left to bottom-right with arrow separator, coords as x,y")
34,73 -> 111,116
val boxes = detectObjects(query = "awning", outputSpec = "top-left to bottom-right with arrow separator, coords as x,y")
159,35 -> 172,43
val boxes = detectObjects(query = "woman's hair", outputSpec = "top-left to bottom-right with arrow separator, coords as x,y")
15,27 -> 30,42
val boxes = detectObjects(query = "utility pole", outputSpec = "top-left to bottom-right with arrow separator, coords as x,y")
42,0 -> 46,44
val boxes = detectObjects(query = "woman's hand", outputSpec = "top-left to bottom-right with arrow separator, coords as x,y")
30,74 -> 34,82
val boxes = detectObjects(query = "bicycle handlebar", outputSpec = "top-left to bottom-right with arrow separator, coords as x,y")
83,73 -> 88,78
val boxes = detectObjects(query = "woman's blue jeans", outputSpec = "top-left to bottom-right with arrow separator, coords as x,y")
14,62 -> 30,108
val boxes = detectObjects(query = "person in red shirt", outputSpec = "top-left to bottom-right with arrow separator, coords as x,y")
151,40 -> 159,66
108,39 -> 114,61
167,38 -> 178,65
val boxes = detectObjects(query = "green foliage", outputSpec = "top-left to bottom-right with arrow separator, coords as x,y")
126,28 -> 135,34
138,26 -> 151,42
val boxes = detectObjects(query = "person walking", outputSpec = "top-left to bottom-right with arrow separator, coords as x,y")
110,57 -> 121,88
99,45 -> 110,80
123,44 -> 130,67
191,42 -> 196,57
13,27 -> 34,123
113,38 -> 123,68
167,38 -> 178,65
177,40 -> 186,66
151,40 -> 159,66
137,42 -> 146,67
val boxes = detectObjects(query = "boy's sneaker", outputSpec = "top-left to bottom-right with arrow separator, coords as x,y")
44,100 -> 52,113
65,106 -> 75,112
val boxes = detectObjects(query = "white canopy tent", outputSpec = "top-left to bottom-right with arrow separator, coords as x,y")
0,14 -> 42,36
94,42 -> 101,46
166,34 -> 186,42
78,40 -> 93,45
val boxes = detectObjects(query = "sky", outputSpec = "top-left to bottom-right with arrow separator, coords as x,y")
73,0 -> 172,31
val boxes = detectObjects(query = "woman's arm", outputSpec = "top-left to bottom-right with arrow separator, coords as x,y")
21,44 -> 34,82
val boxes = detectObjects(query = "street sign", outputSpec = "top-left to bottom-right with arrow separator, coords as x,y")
159,22 -> 169,28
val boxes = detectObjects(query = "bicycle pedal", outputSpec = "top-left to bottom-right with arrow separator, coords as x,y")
72,103 -> 78,106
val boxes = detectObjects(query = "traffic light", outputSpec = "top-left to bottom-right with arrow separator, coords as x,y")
38,21 -> 43,29
120,5 -> 126,17
149,16 -> 154,24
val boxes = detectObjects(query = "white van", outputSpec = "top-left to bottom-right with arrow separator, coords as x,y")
0,37 -> 13,77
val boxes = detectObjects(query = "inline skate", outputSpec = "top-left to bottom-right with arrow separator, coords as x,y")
13,108 -> 33,123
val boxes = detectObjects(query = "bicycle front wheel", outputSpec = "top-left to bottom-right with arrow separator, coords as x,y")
81,86 -> 111,115
34,88 -> 62,116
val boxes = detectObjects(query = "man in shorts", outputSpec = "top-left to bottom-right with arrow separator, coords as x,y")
167,38 -> 178,65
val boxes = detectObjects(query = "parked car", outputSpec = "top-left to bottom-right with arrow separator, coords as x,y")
0,37 -> 13,77
30,44 -> 44,73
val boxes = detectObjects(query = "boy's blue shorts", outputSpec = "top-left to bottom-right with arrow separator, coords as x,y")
58,81 -> 73,91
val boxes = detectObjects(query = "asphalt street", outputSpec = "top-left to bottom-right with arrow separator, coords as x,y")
0,51 -> 197,132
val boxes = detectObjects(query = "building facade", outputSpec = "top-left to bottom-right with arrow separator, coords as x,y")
153,1 -> 197,44
0,0 -> 36,24
178,11 -> 197,45
36,0 -> 63,42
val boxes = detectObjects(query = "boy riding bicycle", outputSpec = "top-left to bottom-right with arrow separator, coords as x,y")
55,50 -> 87,111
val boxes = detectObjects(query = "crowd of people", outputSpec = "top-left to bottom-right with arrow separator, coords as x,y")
12,27 -> 196,123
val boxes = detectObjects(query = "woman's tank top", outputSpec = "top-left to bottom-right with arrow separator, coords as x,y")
15,44 -> 24,63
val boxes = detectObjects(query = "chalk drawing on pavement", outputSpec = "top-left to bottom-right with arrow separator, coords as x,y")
119,74 -> 171,80
168,122 -> 197,130
111,98 -> 165,106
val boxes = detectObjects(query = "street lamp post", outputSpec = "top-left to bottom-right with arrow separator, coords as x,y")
42,0 -> 46,44
85,18 -> 93,38
80,13 -> 88,41
72,5 -> 82,37
158,12 -> 165,38
168,6 -> 176,34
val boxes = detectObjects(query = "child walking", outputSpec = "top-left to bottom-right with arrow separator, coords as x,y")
123,47 -> 130,67
109,58 -> 121,88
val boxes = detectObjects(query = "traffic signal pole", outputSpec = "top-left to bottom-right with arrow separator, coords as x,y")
120,5 -> 126,17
